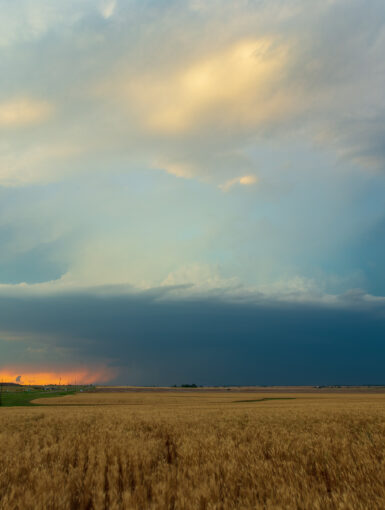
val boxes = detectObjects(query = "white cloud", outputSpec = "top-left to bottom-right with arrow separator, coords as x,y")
100,0 -> 116,19
0,272 -> 381,311
161,263 -> 240,291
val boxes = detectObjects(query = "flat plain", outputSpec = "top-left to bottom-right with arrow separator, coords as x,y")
1,388 -> 385,509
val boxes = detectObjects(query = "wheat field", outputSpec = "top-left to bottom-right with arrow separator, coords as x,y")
1,390 -> 385,509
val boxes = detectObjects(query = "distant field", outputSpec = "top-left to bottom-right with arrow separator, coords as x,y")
1,390 -> 385,509
93,385 -> 385,393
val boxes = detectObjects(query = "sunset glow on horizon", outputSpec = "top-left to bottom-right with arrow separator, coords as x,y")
0,365 -> 117,386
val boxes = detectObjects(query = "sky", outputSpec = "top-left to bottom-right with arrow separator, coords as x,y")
1,0 -> 385,385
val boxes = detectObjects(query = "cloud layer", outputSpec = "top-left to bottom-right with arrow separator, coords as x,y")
1,0 -> 385,187
1,286 -> 385,385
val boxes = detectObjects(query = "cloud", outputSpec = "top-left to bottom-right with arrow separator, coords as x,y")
0,0 -> 384,299
156,160 -> 196,179
0,0 -> 95,47
0,141 -> 81,186
107,38 -> 292,135
0,98 -> 53,128
0,283 -> 385,385
100,0 -> 116,19
0,0 -> 384,189
91,1 -> 385,184
160,263 -> 241,293
1,0 -> 385,387
219,174 -> 258,192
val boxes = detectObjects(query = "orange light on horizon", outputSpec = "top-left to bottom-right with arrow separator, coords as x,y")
0,365 -> 117,386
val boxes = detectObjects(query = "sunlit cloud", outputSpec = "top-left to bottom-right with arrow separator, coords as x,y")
106,38 -> 292,134
0,98 -> 53,128
157,160 -> 196,179
219,174 -> 258,192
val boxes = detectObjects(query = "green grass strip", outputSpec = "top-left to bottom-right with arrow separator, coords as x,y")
0,391 -> 76,407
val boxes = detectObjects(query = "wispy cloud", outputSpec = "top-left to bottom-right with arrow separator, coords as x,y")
0,141 -> 81,186
219,174 -> 258,192
0,98 -> 53,128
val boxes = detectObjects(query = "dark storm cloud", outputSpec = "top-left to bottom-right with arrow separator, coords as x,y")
1,289 -> 385,385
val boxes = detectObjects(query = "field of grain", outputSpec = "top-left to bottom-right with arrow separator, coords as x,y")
2,390 -> 385,509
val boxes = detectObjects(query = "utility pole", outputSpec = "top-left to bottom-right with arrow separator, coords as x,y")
0,380 -> 3,407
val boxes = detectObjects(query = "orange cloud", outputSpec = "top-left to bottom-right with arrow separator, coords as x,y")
219,174 -> 258,192
0,364 -> 117,385
110,38 -> 291,134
